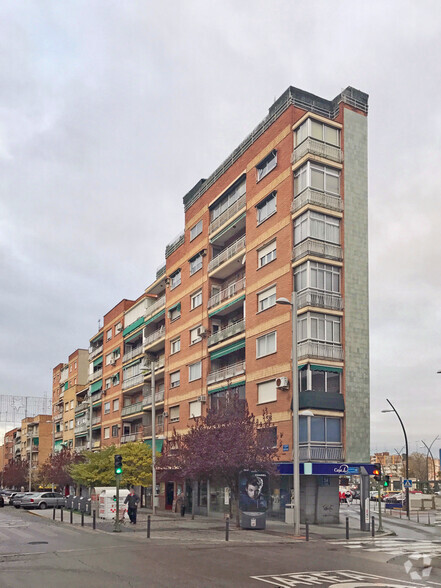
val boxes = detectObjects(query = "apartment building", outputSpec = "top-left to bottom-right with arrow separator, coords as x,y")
20,414 -> 53,470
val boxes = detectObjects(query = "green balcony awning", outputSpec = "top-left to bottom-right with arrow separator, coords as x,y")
145,308 -> 165,327
125,330 -> 143,344
92,425 -> 101,430
32,437 -> 39,445
76,412 -> 86,419
123,316 -> 145,337
93,356 -> 103,367
208,380 -> 245,395
92,401 -> 102,407
168,301 -> 181,313
90,333 -> 103,345
208,294 -> 245,317
64,382 -> 69,391
123,358 -> 141,371
144,439 -> 164,453
310,365 -> 343,373
54,439 -> 63,446
113,347 -> 120,355
90,379 -> 103,394
75,432 -> 87,438
210,212 -> 246,243
210,338 -> 245,360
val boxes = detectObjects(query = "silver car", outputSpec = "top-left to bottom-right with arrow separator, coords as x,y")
12,492 -> 34,508
21,492 -> 66,510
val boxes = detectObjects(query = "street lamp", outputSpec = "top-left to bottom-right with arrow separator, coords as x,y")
141,353 -> 157,515
276,292 -> 300,536
421,436 -> 439,491
382,399 -> 410,519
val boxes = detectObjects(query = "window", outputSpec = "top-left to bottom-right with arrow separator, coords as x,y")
170,337 -> 180,355
189,253 -> 203,275
295,118 -> 340,147
294,261 -> 340,294
169,405 -> 180,423
169,304 -> 181,322
112,425 -> 119,437
299,416 -> 341,443
74,361 -> 77,369
170,371 -> 180,388
258,240 -> 276,268
294,162 -> 340,197
104,402 -> 110,414
257,285 -> 276,312
257,380 -> 277,404
256,192 -> 277,224
106,353 -> 113,366
190,326 -> 202,345
114,322 -> 122,334
112,372 -> 120,386
256,331 -> 277,358
189,361 -> 202,382
210,178 -> 246,222
298,312 -> 341,344
299,365 -> 341,394
104,427 -> 110,439
191,289 -> 202,309
189,400 -> 202,419
69,420 -> 73,430
105,378 -> 112,390
70,400 -> 74,409
190,220 -> 203,241
64,421 -> 68,431
113,399 -> 119,411
113,347 -> 121,360
170,269 -> 181,290
65,402 -> 69,411
256,150 -> 277,181
106,329 -> 112,341
294,211 -> 340,245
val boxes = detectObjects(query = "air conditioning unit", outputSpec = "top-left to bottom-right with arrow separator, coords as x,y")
197,326 -> 207,337
276,376 -> 290,390
197,395 -> 207,403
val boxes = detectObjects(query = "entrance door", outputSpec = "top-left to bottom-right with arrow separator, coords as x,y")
165,482 -> 174,510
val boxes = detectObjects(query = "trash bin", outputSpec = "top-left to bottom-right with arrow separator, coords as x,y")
285,503 -> 295,525
65,495 -> 73,509
85,498 -> 91,515
73,496 -> 80,511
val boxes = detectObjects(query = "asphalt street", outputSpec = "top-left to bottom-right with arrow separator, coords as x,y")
1,506 -> 441,587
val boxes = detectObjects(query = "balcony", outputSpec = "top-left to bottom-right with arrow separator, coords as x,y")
143,326 -> 165,349
53,411 -> 63,422
91,416 -> 101,426
298,340 -> 344,362
121,401 -> 143,417
297,289 -> 343,312
208,319 -> 245,346
54,430 -> 63,440
145,295 -> 166,319
165,232 -> 185,258
207,360 -> 246,385
292,238 -> 342,263
143,421 -> 165,437
142,388 -> 165,408
88,368 -> 103,383
91,391 -> 102,403
156,263 -> 166,279
208,276 -> 246,309
75,422 -> 89,435
120,430 -> 144,444
141,355 -> 165,374
122,373 -> 144,391
75,400 -> 90,413
291,188 -> 343,214
209,193 -> 246,235
89,345 -> 103,360
292,138 -> 342,165
299,443 -> 344,461
208,235 -> 246,277
92,440 -> 101,449
123,345 -> 144,363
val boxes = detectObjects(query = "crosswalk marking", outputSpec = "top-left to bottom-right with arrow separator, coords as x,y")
329,537 -> 441,558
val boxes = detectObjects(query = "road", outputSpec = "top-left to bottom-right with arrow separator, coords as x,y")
0,507 -> 441,587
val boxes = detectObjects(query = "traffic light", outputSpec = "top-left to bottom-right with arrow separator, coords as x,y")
373,465 -> 381,482
114,454 -> 123,475
383,475 -> 390,488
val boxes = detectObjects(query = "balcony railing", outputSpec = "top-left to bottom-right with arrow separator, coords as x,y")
88,368 -> 103,383
123,345 -> 144,363
54,431 -> 63,440
298,340 -> 344,361
207,360 -> 246,385
292,238 -> 342,263
122,373 -> 144,391
121,401 -> 143,417
143,421 -> 165,437
141,355 -> 165,374
91,391 -> 102,403
75,422 -> 89,434
156,263 -> 166,279
296,289 -> 343,312
208,234 -> 246,273
165,232 -> 185,258
292,138 -> 342,165
299,443 -> 344,461
92,440 -> 101,449
89,345 -> 103,360
142,388 -> 165,408
208,319 -> 245,346
143,325 -> 165,348
53,412 -> 63,421
209,193 -> 246,234
291,188 -> 343,214
120,433 -> 138,444
91,416 -> 101,425
145,295 -> 166,319
207,276 -> 246,309
75,400 -> 90,413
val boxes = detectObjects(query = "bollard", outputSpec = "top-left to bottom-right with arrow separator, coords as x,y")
60,506 -> 64,522
399,508 -> 402,519
70,509 -> 73,524
417,511 -> 419,523
428,513 -> 431,525
53,507 -> 56,520
81,512 -> 84,527
345,517 -> 349,540
305,522 -> 309,542
93,510 -> 96,530
147,514 -> 151,539
225,517 -> 230,542
371,516 -> 375,537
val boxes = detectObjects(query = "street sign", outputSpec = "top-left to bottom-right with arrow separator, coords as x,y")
282,444 -> 289,452
403,479 -> 412,488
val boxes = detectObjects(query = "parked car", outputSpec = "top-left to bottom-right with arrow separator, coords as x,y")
12,492 -> 33,508
21,492 -> 66,510
8,492 -> 18,505
0,495 -> 4,507
369,490 -> 380,501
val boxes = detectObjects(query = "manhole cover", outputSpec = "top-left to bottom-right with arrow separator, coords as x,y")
27,541 -> 48,545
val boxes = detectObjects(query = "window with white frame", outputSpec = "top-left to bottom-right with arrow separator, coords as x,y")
256,192 -> 277,224
70,400 -> 74,409
69,419 -> 73,430
294,162 -> 340,197
190,326 -> 202,345
295,118 -> 340,147
104,401 -> 110,414
188,361 -> 202,382
190,220 -> 203,241
256,150 -> 277,181
189,253 -> 203,275
104,427 -> 110,439
299,416 -> 341,443
189,400 -> 202,418
210,178 -> 246,222
257,379 -> 277,404
191,289 -> 202,310
257,285 -> 276,312
169,304 -> 181,322
170,337 -> 180,355
170,269 -> 181,290
114,322 -> 122,334
258,240 -> 276,268
112,425 -> 119,437
113,399 -> 119,411
106,329 -> 112,341
297,312 -> 341,344
294,261 -> 340,293
112,372 -> 120,386
64,421 -> 68,431
105,353 -> 113,366
294,211 -> 340,245
169,405 -> 180,423
113,347 -> 121,360
256,331 -> 277,358
170,371 -> 180,388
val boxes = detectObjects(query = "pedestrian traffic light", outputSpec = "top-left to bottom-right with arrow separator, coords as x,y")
114,454 -> 123,475
373,465 -> 381,482
383,475 -> 390,488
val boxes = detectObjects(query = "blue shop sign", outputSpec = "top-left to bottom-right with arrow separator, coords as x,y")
277,463 -> 376,476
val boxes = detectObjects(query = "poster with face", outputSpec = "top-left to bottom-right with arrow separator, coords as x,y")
239,471 -> 269,513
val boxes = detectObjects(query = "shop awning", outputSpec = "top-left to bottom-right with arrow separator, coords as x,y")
210,338 -> 245,360
144,439 -> 164,453
93,356 -> 103,367
310,365 -> 343,373
90,379 -> 103,394
208,380 -> 245,395
208,294 -> 245,317
144,308 -> 165,327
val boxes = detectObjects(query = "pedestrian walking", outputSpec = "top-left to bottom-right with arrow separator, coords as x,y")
124,487 -> 140,524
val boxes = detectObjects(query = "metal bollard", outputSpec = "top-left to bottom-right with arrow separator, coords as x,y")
93,510 -> 96,530
305,522 -> 309,541
417,511 -> 419,523
225,517 -> 230,542
81,512 -> 84,527
70,509 -> 73,524
60,506 -> 64,522
371,516 -> 375,537
399,508 -> 402,519
147,514 -> 151,539
345,517 -> 349,540
428,513 -> 431,525
53,507 -> 56,520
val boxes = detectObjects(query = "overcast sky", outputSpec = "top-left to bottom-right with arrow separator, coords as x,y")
1,0 -> 440,458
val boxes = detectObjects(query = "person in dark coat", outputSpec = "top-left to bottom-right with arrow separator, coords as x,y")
124,487 -> 140,524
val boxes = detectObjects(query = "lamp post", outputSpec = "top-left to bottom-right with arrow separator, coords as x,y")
276,292 -> 300,536
382,399 -> 409,519
421,436 -> 439,492
141,353 -> 157,515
